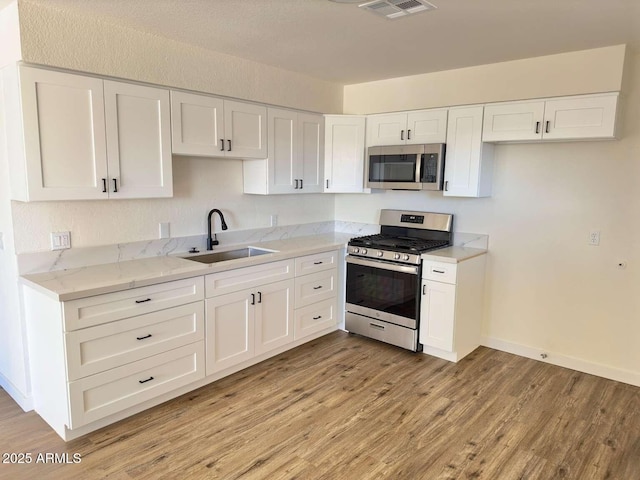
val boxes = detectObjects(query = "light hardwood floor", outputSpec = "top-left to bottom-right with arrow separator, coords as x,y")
1,331 -> 639,479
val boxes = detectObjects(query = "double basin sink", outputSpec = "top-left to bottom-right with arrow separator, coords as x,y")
181,247 -> 276,264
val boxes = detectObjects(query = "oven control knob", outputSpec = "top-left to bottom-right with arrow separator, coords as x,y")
394,253 -> 401,260
377,251 -> 384,257
403,254 -> 410,261
352,247 -> 359,253
361,248 -> 368,255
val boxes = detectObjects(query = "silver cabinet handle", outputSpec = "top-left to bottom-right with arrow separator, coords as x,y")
370,323 -> 385,330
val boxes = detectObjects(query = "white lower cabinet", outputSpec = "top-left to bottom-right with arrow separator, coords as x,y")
23,277 -> 206,440
205,277 -> 294,375
294,251 -> 339,340
419,255 -> 486,362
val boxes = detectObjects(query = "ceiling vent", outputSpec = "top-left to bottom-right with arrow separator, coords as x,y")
359,0 -> 437,19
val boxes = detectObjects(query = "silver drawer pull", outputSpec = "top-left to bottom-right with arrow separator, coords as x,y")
135,298 -> 152,304
313,285 -> 323,290
313,315 -> 322,320
432,269 -> 445,274
370,323 -> 385,330
138,376 -> 154,384
136,334 -> 152,341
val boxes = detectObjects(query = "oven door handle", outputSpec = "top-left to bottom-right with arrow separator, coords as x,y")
346,255 -> 419,275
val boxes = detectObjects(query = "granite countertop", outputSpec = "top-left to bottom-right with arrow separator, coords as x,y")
21,233 -> 353,301
421,246 -> 487,264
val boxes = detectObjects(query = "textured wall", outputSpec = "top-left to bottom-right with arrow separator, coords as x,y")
17,0 -> 343,114
338,51 -> 640,379
344,45 -> 627,114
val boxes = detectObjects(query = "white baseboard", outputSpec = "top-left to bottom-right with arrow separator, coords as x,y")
481,336 -> 640,388
0,372 -> 33,412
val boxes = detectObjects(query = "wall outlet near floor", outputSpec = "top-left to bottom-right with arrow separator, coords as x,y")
159,222 -> 170,239
50,231 -> 71,250
270,214 -> 278,227
588,230 -> 600,246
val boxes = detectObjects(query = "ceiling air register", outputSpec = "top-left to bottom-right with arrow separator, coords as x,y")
359,0 -> 437,19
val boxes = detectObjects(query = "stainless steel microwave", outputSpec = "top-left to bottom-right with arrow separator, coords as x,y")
365,144 -> 445,191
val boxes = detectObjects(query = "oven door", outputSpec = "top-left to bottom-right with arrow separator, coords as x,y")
345,256 -> 420,329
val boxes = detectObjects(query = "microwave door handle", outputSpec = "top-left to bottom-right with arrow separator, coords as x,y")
416,154 -> 423,185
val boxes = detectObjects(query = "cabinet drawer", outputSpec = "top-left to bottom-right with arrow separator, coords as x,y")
422,261 -> 457,284
68,342 -> 204,428
63,277 -> 205,331
294,268 -> 337,308
65,302 -> 204,381
295,250 -> 339,276
205,260 -> 294,297
294,297 -> 337,340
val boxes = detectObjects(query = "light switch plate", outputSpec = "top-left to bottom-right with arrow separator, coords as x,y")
51,231 -> 71,250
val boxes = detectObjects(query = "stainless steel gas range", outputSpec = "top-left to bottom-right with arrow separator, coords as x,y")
345,210 -> 453,352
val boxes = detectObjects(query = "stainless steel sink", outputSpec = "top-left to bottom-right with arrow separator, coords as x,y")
182,247 -> 276,264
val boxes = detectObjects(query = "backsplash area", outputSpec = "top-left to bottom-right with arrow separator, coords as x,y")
16,221 -> 488,274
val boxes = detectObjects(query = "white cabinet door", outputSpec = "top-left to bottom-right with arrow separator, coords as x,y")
170,90 -> 224,156
297,113 -> 324,193
482,101 -> 545,142
542,93 -> 618,140
268,107 -> 297,193
406,109 -> 448,144
224,99 -> 267,159
104,81 -> 172,198
419,280 -> 456,352
444,106 -> 494,198
205,290 -> 254,375
324,115 -> 366,193
366,113 -> 406,146
18,66 -> 108,201
254,279 -> 294,356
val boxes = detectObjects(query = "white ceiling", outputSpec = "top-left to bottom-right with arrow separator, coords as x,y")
23,0 -> 640,84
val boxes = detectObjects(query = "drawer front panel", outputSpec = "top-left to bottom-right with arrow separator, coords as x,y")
205,260 -> 294,297
68,342 -> 204,428
63,277 -> 205,331
66,302 -> 204,380
294,268 -> 337,308
422,261 -> 457,284
294,297 -> 337,340
294,250 -> 339,276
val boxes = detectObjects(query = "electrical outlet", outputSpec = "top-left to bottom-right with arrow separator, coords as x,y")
51,231 -> 71,250
588,230 -> 600,246
270,214 -> 278,227
159,222 -> 170,239
0,232 -> 4,251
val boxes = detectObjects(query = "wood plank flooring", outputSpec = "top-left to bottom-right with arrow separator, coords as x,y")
1,331 -> 639,479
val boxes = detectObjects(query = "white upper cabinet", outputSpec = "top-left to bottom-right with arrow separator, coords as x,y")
170,91 -> 224,156
170,91 -> 266,159
223,100 -> 268,159
366,109 -> 448,147
5,66 -> 172,201
482,93 -> 619,142
444,106 -> 494,198
243,108 -> 324,194
324,115 -> 366,193
11,66 -> 108,201
104,81 -> 172,199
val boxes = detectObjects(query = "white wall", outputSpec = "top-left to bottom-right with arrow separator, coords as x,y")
344,45 -> 626,114
0,1 -> 20,68
0,59 -> 30,407
17,0 -> 343,114
338,50 -> 640,381
11,157 -> 334,253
